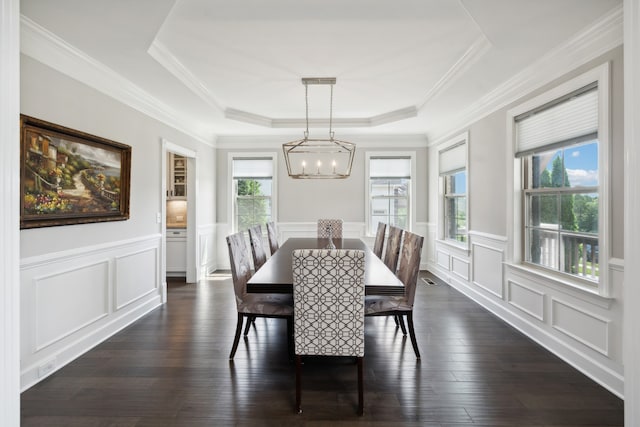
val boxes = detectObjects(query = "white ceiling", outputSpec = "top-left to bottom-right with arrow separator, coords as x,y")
20,0 -> 622,143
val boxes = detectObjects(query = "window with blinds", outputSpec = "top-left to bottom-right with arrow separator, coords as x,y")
517,84 -> 600,283
368,156 -> 411,235
439,138 -> 468,244
232,157 -> 274,231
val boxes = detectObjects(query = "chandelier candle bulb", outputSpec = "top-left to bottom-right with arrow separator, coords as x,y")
302,160 -> 306,175
317,160 -> 321,174
332,160 -> 336,174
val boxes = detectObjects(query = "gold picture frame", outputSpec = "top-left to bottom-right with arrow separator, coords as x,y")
20,115 -> 131,229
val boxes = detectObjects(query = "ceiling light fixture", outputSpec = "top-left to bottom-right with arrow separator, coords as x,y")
283,77 -> 355,179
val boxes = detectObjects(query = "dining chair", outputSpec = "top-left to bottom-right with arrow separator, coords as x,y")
266,221 -> 279,255
226,231 -> 293,360
372,222 -> 387,259
292,249 -> 365,415
383,225 -> 403,273
365,231 -> 424,359
317,218 -> 343,239
248,224 -> 267,271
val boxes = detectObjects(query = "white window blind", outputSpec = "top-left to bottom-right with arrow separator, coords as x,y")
232,158 -> 273,178
370,157 -> 410,178
439,142 -> 466,176
515,84 -> 598,157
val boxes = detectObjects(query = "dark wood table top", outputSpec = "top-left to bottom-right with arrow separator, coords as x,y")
247,237 -> 405,296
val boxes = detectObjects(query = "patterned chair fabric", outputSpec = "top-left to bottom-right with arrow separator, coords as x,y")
372,222 -> 387,259
226,232 -> 293,359
248,225 -> 267,271
266,221 -> 279,255
383,225 -> 403,273
365,231 -> 424,359
317,219 -> 343,239
292,249 -> 365,415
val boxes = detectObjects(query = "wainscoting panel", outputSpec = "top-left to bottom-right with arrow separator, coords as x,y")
20,234 -> 162,391
451,256 -> 470,281
507,280 -> 545,322
551,298 -> 610,356
115,248 -> 158,310
35,260 -> 109,351
471,242 -> 504,298
436,250 -> 450,271
198,224 -> 216,277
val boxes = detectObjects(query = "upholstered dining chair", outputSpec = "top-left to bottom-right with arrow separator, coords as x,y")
383,225 -> 403,273
292,249 -> 365,415
248,224 -> 267,272
266,221 -> 279,255
317,218 -> 343,239
372,222 -> 387,259
226,232 -> 293,360
365,231 -> 424,359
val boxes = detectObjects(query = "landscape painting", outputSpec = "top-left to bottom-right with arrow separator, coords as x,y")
20,115 -> 131,229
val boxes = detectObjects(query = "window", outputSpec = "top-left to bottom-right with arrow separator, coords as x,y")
231,156 -> 274,232
367,155 -> 412,235
444,171 -> 467,243
516,82 -> 602,284
439,136 -> 468,245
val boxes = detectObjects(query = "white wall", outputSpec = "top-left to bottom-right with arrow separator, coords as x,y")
1,0 -> 21,424
19,55 -> 217,390
427,46 -> 625,397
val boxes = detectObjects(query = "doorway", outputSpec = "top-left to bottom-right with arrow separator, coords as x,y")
161,139 -> 197,302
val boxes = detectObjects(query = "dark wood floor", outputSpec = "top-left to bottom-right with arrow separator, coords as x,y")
21,272 -> 623,426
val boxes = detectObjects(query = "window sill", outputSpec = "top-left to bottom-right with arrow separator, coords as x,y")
505,262 -> 614,308
435,239 -> 470,254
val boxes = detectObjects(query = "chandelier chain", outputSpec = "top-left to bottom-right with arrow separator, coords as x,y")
329,84 -> 334,139
304,82 -> 309,138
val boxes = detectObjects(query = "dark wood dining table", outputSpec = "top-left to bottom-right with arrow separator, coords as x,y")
247,237 -> 405,296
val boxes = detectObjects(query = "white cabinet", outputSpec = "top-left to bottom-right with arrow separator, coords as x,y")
167,153 -> 187,200
166,229 -> 186,274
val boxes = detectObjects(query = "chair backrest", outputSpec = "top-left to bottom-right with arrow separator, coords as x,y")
384,225 -> 403,273
266,221 -> 279,255
372,222 -> 387,259
226,231 -> 252,307
397,231 -> 424,307
248,225 -> 267,271
317,219 -> 343,239
292,249 -> 365,357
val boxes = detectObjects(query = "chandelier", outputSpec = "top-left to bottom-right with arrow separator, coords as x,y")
283,77 -> 355,179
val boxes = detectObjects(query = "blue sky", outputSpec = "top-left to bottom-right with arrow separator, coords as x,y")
542,140 -> 598,187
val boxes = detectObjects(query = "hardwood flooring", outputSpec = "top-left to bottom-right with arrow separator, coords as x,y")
21,272 -> 623,426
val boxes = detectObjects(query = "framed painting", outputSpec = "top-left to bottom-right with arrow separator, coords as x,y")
20,115 -> 131,229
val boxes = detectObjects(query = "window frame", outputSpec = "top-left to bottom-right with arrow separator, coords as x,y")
228,152 -> 278,233
437,132 -> 469,249
364,151 -> 416,237
506,63 -> 611,295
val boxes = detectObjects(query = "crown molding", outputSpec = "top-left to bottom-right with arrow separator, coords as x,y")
225,106 -> 418,128
216,134 -> 427,150
418,35 -> 492,109
148,40 -> 224,112
428,3 -> 623,146
20,16 -> 215,147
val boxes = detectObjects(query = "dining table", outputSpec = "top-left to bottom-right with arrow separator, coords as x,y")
247,237 -> 405,296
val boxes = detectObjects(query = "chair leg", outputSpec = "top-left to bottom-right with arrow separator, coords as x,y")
296,355 -> 303,414
397,315 -> 407,335
229,313 -> 244,360
406,312 -> 421,360
243,315 -> 254,336
357,356 -> 364,416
